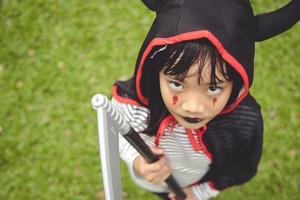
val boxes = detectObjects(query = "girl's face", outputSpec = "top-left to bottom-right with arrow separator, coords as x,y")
159,61 -> 233,129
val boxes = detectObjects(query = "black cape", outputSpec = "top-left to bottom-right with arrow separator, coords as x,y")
113,0 -> 299,190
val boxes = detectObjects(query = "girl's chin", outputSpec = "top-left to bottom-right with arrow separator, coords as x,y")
176,118 -> 208,129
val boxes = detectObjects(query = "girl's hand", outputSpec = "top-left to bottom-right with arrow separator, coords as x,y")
133,146 -> 171,185
168,186 -> 198,200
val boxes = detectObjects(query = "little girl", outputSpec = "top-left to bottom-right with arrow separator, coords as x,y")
111,0 -> 300,199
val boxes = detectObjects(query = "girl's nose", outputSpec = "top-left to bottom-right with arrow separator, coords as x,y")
181,99 -> 204,114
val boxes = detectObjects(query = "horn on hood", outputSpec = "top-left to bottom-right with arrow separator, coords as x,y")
255,0 -> 300,41
141,0 -> 160,12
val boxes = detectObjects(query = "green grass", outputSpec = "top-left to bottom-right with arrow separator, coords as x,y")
0,0 -> 299,199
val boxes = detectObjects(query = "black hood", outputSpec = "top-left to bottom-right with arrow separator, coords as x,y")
114,0 -> 299,113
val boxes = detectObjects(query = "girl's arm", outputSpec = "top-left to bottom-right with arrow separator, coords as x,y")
113,98 -> 173,191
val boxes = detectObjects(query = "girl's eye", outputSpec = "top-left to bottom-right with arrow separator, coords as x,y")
207,86 -> 222,95
168,80 -> 184,90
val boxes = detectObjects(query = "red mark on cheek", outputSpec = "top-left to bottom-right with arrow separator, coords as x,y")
212,98 -> 217,106
172,95 -> 178,105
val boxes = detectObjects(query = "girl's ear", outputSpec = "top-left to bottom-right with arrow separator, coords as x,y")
255,0 -> 300,41
141,0 -> 161,12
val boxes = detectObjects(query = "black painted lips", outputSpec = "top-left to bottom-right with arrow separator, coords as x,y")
182,117 -> 202,123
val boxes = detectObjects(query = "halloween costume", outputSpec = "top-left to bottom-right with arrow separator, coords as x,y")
112,0 -> 299,199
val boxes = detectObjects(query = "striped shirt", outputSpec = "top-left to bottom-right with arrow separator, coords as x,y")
112,98 -> 219,200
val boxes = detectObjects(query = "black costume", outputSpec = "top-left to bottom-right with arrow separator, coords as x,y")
113,0 -> 300,197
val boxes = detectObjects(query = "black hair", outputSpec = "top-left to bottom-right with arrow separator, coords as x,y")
141,39 -> 243,136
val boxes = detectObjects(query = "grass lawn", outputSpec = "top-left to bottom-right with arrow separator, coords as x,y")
0,0 -> 299,199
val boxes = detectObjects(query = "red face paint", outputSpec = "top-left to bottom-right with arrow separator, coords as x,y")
212,98 -> 217,106
172,95 -> 178,105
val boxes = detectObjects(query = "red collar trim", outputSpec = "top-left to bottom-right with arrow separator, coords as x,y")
155,115 -> 175,146
186,128 -> 201,152
155,117 -> 213,160
195,128 -> 213,160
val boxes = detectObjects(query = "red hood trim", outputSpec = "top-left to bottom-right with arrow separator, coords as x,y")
136,30 -> 249,113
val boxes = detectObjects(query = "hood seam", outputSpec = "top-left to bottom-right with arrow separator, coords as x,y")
176,0 -> 186,34
227,0 -> 239,47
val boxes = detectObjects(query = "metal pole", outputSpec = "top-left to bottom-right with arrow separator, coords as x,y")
92,94 -> 186,199
92,95 -> 123,200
